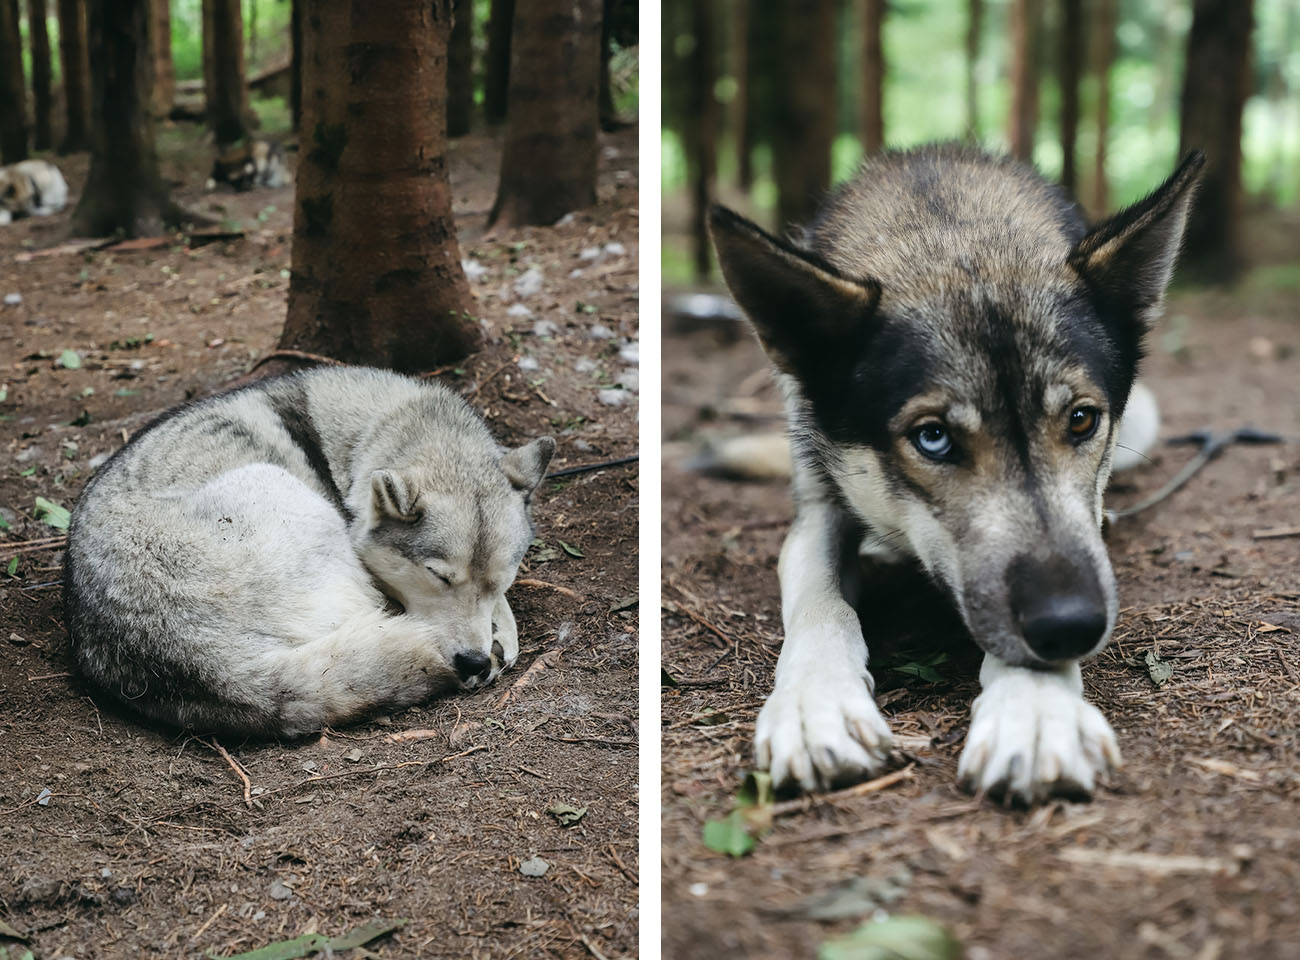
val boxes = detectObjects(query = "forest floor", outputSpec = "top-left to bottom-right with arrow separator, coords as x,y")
0,121 -> 639,959
661,210 -> 1300,959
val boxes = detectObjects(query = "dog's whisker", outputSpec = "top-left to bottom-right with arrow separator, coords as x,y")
1114,443 -> 1156,466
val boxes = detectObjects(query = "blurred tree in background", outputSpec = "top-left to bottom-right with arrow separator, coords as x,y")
663,0 -> 1299,287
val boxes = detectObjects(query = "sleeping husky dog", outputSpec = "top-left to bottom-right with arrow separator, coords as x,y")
65,367 -> 554,738
710,145 -> 1203,803
0,159 -> 69,223
206,137 -> 291,191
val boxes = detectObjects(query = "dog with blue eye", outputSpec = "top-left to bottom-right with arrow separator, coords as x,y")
709,145 -> 1203,803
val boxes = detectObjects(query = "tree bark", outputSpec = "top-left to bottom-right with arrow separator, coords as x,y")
150,0 -> 173,118
483,0 -> 513,124
204,0 -> 249,145
56,0 -> 90,152
686,0 -> 716,279
774,0 -> 835,228
1090,0 -> 1116,214
731,0 -> 752,189
1008,0 -> 1040,162
69,0 -> 188,237
290,0 -> 301,129
281,0 -> 480,370
29,0 -> 54,150
965,0 -> 982,138
488,0 -> 601,228
598,0 -> 617,130
860,0 -> 884,155
1059,0 -> 1082,195
1179,0 -> 1253,283
0,0 -> 27,162
446,0 -> 473,137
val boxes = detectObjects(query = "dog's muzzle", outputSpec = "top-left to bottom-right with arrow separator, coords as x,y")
453,650 -> 494,687
1008,553 -> 1108,662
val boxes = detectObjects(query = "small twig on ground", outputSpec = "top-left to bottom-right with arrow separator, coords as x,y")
661,598 -> 733,649
206,738 -> 252,807
466,357 -> 515,397
27,672 -> 72,681
438,744 -> 489,763
577,931 -> 611,960
1253,525 -> 1300,540
0,536 -> 67,550
385,728 -> 441,743
606,844 -> 637,884
539,734 -> 636,748
264,760 -> 428,798
190,903 -> 227,941
496,648 -> 563,709
513,578 -> 581,600
249,349 -> 346,373
770,764 -> 916,818
1058,847 -> 1245,876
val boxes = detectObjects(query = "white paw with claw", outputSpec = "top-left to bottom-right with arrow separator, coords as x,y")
491,594 -> 521,673
958,666 -> 1121,804
755,665 -> 893,792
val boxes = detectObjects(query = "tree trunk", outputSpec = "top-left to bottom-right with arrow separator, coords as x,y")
446,0 -> 472,137
149,0 -> 173,118
281,0 -> 480,370
488,0 -> 601,228
965,0 -> 982,138
69,0 -> 187,237
686,0 -> 716,279
598,0 -> 617,130
1090,0 -> 1116,214
483,0 -> 513,123
290,0 -> 301,129
860,0 -> 884,155
56,0 -> 90,152
247,0 -> 256,61
1058,0 -> 1082,195
204,0 -> 249,145
1008,0 -> 1040,162
29,0 -> 54,150
0,0 -> 27,163
774,0 -> 835,228
731,0 -> 752,189
1179,0 -> 1253,283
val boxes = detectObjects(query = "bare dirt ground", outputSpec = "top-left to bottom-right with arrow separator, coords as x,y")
0,122 -> 639,959
661,211 -> 1300,959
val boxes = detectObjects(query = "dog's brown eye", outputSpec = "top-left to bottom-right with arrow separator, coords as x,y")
1068,406 -> 1100,441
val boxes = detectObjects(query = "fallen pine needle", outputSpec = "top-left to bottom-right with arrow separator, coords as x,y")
190,902 -> 227,941
1187,756 -> 1262,782
514,578 -> 581,600
385,728 -> 440,743
207,738 -> 252,807
496,648 -> 562,709
438,744 -> 488,763
771,763 -> 916,818
1059,847 -> 1245,876
1252,525 -> 1300,540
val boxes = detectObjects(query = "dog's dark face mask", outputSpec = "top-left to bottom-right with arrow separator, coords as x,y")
711,151 -> 1203,667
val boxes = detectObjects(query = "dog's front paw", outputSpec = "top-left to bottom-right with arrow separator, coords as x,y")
491,594 -> 520,670
755,668 -> 893,792
958,669 -> 1121,804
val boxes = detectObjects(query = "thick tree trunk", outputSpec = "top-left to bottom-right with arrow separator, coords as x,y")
204,0 -> 249,145
1179,0 -> 1253,283
281,0 -> 480,370
0,0 -> 27,163
686,0 -> 716,279
731,0 -> 751,190
1059,0 -> 1082,195
965,0 -> 982,138
69,0 -> 187,237
1008,0 -> 1040,162
598,0 -> 617,130
488,0 -> 601,228
773,0 -> 834,228
150,0 -> 173,118
1090,0 -> 1116,214
289,0 -> 301,129
446,0 -> 472,137
860,0 -> 884,155
56,0 -> 90,152
483,0 -> 513,124
29,0 -> 54,150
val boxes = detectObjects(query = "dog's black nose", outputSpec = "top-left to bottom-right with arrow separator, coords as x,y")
1009,554 -> 1108,661
453,650 -> 492,683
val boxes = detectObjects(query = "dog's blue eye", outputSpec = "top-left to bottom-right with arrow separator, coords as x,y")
912,424 -> 953,460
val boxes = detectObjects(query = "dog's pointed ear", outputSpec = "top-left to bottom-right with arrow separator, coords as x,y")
709,205 -> 881,372
1068,151 -> 1204,330
501,437 -> 556,495
371,470 -> 419,522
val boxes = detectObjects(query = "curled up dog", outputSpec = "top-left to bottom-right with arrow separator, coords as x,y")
0,159 -> 69,224
710,145 -> 1203,804
64,367 -> 554,738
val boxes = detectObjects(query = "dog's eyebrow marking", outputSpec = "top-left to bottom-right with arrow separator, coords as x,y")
947,403 -> 981,432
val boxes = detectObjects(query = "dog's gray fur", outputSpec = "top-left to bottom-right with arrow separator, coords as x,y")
711,145 -> 1203,803
0,159 -> 69,223
64,367 -> 554,738
206,138 -> 291,192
